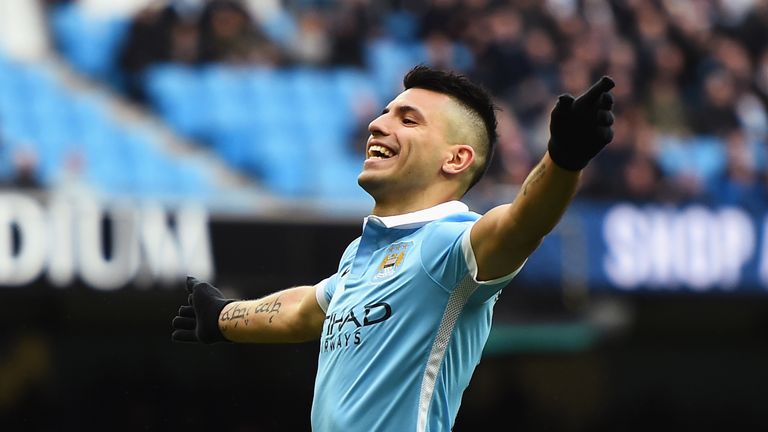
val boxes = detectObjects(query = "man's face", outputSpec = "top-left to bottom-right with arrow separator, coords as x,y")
358,88 -> 459,199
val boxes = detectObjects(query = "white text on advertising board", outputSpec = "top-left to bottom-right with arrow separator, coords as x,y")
0,193 -> 214,290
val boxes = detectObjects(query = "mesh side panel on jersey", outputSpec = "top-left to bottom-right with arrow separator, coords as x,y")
417,274 -> 478,432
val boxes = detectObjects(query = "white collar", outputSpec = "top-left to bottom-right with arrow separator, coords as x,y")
364,201 -> 469,229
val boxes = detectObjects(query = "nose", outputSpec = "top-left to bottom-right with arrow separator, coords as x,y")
368,113 -> 390,137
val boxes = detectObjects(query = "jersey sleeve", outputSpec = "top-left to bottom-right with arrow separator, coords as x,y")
420,221 -> 524,302
314,237 -> 360,313
419,221 -> 474,291
460,227 -> 525,285
314,274 -> 338,313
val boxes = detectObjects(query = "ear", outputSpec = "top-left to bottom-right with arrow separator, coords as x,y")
442,145 -> 475,176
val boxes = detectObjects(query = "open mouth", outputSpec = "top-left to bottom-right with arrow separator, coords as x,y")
367,144 -> 396,160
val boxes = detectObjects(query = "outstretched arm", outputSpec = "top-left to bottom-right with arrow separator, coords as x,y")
171,277 -> 326,344
470,77 -> 615,281
219,285 -> 325,343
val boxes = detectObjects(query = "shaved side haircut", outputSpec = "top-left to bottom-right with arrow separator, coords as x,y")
402,65 -> 499,192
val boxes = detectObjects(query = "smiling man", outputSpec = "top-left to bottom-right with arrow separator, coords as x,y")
172,65 -> 615,431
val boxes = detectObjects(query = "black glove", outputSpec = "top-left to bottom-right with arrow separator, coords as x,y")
548,76 -> 615,171
171,276 -> 235,344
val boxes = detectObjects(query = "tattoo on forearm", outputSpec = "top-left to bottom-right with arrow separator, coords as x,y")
220,303 -> 249,330
254,295 -> 282,323
220,295 -> 283,331
523,162 -> 546,196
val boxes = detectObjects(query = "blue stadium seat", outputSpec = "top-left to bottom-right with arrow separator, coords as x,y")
332,68 -> 380,108
244,69 -> 295,129
255,126 -> 312,197
0,52 -> 220,199
67,95 -> 105,140
174,160 -> 214,198
291,69 -> 346,132
384,10 -> 419,43
656,135 -> 726,184
112,128 -> 214,199
211,127 -> 256,172
129,145 -> 183,197
0,62 -> 61,143
49,3 -> 129,85
87,149 -> 134,194
145,65 -> 208,141
299,100 -> 350,139
202,66 -> 256,135
315,154 -> 370,203
289,67 -> 338,104
34,127 -> 74,184
365,39 -> 420,99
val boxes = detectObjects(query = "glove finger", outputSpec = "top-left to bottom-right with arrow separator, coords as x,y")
179,305 -> 195,318
598,92 -> 614,110
597,126 -> 614,145
556,94 -> 575,106
186,276 -> 199,293
551,94 -> 575,119
192,282 -> 226,306
172,329 -> 198,343
188,293 -> 193,306
172,316 -> 196,330
575,76 -> 615,107
597,110 -> 614,126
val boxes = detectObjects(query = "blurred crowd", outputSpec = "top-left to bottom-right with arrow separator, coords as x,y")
44,0 -> 768,207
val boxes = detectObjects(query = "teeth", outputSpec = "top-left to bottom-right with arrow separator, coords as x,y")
368,145 -> 394,158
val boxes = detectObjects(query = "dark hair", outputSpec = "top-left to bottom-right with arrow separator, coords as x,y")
402,65 -> 498,192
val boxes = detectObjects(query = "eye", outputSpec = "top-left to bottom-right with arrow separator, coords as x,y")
403,118 -> 417,125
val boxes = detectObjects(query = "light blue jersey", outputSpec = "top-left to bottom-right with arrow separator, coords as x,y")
311,201 -> 523,431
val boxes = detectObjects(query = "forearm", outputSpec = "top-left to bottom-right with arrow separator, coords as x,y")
219,285 -> 324,344
509,151 -> 580,242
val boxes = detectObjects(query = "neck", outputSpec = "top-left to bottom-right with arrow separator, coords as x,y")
370,189 -> 458,217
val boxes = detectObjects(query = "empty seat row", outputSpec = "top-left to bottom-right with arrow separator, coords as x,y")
0,54 -> 214,199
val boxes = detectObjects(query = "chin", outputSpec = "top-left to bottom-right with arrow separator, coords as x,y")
357,171 -> 388,197
357,172 -> 376,192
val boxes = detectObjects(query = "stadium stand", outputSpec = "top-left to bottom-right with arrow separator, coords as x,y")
3,0 -> 767,214
0,50 -> 261,211
37,0 -> 768,212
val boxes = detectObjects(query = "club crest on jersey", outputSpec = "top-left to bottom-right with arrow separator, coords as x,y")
374,241 -> 412,280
